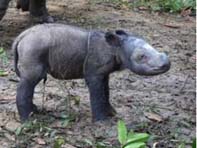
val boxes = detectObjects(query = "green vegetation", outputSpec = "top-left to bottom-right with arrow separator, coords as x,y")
192,138 -> 196,148
134,0 -> 196,13
94,0 -> 196,14
0,47 -> 8,76
117,120 -> 150,148
15,119 -> 54,137
0,47 -> 8,65
54,137 -> 65,148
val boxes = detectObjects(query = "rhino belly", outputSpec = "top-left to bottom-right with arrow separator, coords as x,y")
48,50 -> 86,80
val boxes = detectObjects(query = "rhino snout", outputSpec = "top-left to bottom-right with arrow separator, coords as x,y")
158,53 -> 171,72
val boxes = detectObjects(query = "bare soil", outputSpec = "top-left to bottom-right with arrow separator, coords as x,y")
0,0 -> 196,148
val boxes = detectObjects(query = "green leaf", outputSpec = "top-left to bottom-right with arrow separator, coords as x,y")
178,143 -> 185,148
0,70 -> 8,77
54,137 -> 65,148
84,139 -> 93,146
15,126 -> 23,136
192,138 -> 196,148
124,142 -> 145,148
127,133 -> 150,143
96,142 -> 107,148
0,47 -> 4,54
0,47 -> 8,65
118,120 -> 128,145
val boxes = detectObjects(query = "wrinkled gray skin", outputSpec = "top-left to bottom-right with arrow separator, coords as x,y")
0,0 -> 53,23
13,24 -> 170,122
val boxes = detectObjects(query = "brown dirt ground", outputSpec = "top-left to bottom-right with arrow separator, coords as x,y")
0,0 -> 196,148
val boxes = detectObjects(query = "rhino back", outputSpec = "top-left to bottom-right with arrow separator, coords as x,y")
17,24 -> 89,79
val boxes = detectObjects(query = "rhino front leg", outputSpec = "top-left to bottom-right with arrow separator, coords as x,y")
103,76 -> 116,116
0,0 -> 11,21
85,75 -> 116,122
29,0 -> 54,23
16,78 -> 40,121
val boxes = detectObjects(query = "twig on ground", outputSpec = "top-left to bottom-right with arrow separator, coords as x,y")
179,74 -> 190,93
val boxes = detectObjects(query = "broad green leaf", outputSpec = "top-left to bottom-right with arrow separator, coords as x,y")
54,137 -> 65,148
118,120 -> 128,145
127,133 -> 150,143
96,142 -> 107,148
0,47 -> 4,54
178,143 -> 185,148
0,70 -> 8,76
192,138 -> 196,148
84,139 -> 93,146
127,130 -> 134,138
125,142 -> 145,148
15,126 -> 22,136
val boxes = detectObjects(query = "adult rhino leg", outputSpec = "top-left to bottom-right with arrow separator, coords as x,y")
16,0 -> 29,11
29,0 -> 54,23
0,0 -> 11,21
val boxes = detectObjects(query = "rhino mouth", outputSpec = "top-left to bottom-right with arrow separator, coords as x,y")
147,64 -> 171,75
133,62 -> 171,76
153,61 -> 171,72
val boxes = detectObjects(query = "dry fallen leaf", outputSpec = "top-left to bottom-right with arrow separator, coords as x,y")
34,138 -> 46,145
144,112 -> 163,122
4,133 -> 15,141
62,143 -> 77,148
138,6 -> 149,11
181,8 -> 191,17
153,142 -> 159,148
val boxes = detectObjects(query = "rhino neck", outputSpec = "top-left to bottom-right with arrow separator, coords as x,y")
83,31 -> 121,75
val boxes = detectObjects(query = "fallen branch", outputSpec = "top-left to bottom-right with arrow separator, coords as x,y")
179,74 -> 190,93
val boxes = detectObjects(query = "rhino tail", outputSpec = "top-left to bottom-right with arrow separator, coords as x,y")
12,38 -> 21,77
12,27 -> 34,77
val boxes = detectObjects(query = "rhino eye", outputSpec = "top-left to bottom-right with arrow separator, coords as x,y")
137,54 -> 146,61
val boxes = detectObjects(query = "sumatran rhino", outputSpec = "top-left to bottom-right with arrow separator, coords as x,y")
13,24 -> 170,121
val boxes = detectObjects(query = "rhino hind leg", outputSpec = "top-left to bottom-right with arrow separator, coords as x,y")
16,65 -> 47,121
29,0 -> 54,23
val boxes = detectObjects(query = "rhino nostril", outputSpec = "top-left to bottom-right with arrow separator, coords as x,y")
161,61 -> 171,70
163,51 -> 169,55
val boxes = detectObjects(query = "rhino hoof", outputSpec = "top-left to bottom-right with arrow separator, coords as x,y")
42,15 -> 54,23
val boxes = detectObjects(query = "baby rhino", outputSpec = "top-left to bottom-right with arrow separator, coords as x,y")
13,24 -> 170,122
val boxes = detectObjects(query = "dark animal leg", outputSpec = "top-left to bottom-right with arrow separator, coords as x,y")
85,75 -> 116,121
16,64 -> 47,121
0,0 -> 11,21
16,0 -> 29,11
16,78 -> 41,121
104,76 -> 116,116
29,0 -> 54,23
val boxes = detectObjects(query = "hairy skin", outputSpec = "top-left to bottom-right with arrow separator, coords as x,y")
13,24 -> 170,122
0,0 -> 53,23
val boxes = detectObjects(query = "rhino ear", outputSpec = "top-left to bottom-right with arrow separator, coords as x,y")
115,30 -> 127,36
105,32 -> 121,47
